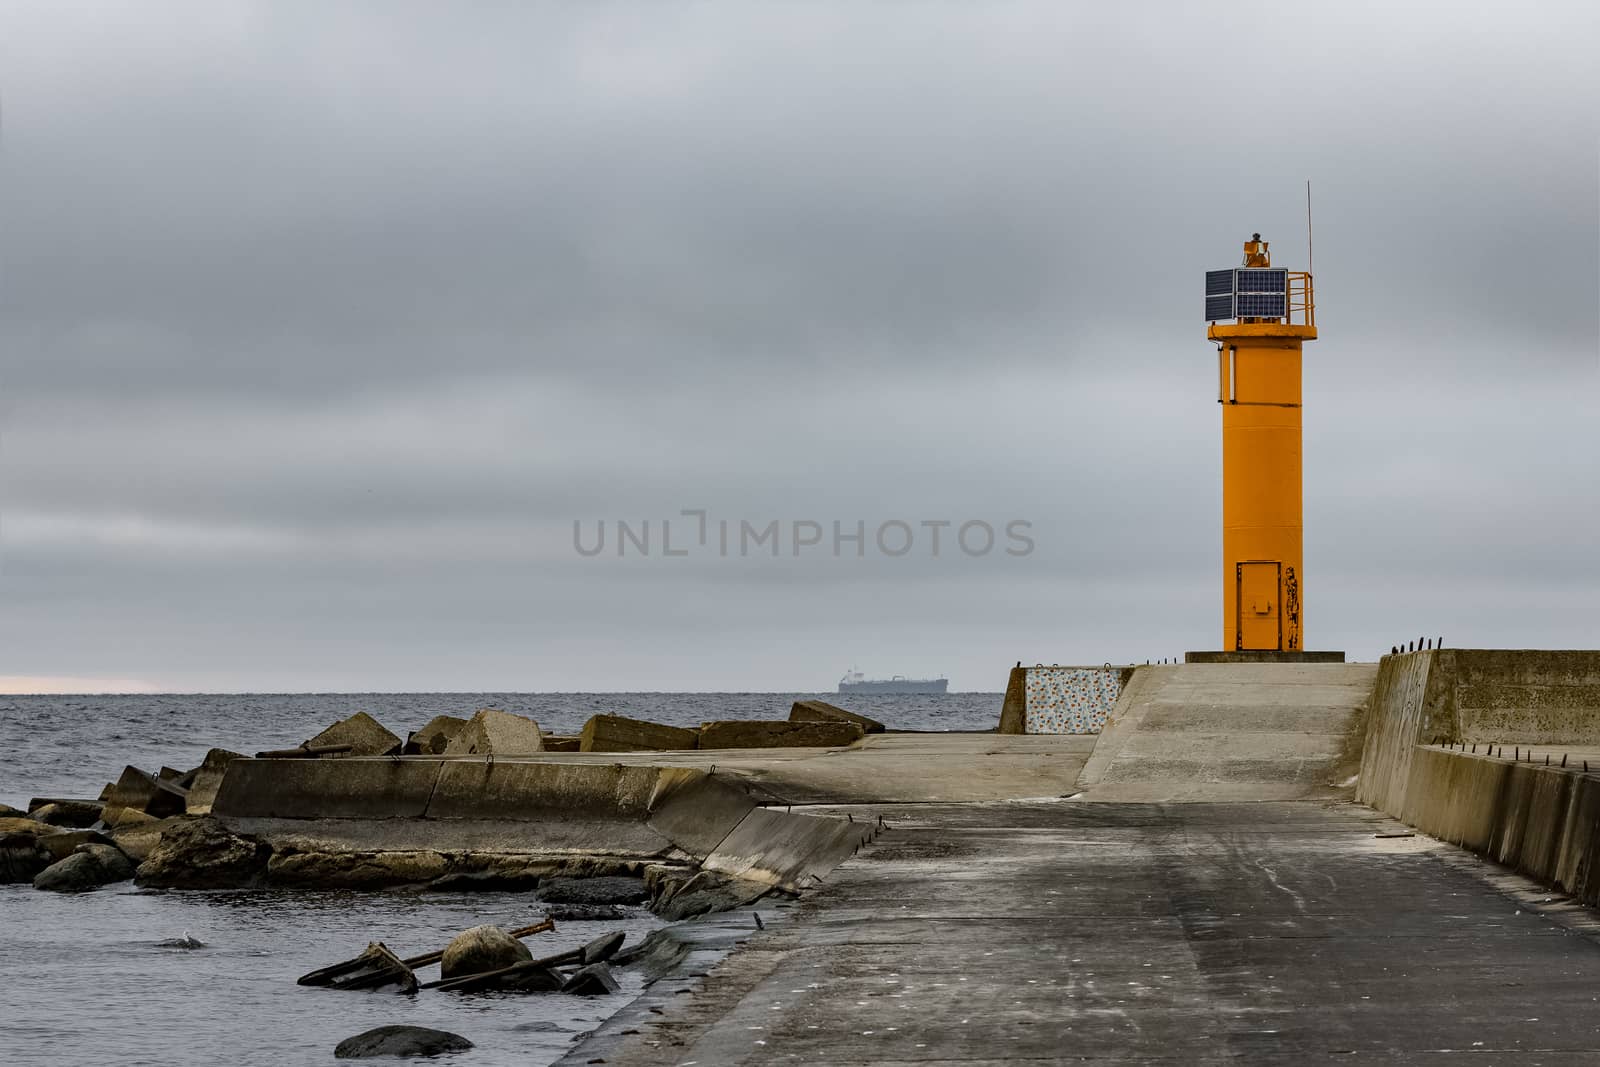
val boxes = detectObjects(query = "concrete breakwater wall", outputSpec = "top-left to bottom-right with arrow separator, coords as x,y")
211,757 -> 874,894
1357,649 -> 1600,905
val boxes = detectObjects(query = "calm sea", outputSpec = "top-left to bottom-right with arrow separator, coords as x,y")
0,691 -> 999,1066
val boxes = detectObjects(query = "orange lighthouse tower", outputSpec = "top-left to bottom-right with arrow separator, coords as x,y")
1205,235 -> 1316,652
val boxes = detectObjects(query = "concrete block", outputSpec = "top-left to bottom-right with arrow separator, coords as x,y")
697,720 -> 864,750
541,735 -> 581,752
185,748 -> 246,815
403,714 -> 468,755
104,767 -> 188,818
579,714 -> 698,753
645,769 -> 759,859
426,761 -> 662,822
305,711 -> 402,757
29,800 -> 103,828
789,699 -> 885,734
703,807 -> 875,891
443,708 -> 543,757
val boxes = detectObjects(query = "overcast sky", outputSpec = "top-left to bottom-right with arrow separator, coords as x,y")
0,1 -> 1595,692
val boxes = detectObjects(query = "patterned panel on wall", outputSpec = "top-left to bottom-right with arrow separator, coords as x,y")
1024,666 -> 1125,734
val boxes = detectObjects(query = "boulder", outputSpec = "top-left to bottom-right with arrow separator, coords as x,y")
135,817 -> 271,889
443,708 -> 543,757
0,831 -> 52,884
537,875 -> 650,906
697,719 -> 865,750
560,962 -> 620,995
104,767 -> 189,818
37,828 -> 114,863
402,714 -> 468,755
34,843 -> 135,891
29,800 -> 104,828
0,816 -> 64,837
0,803 -> 26,818
109,816 -> 187,863
789,698 -> 886,734
579,713 -> 698,753
267,850 -> 449,890
654,869 -> 771,921
334,1026 -> 474,1059
305,711 -> 402,757
183,749 -> 245,815
439,924 -> 533,980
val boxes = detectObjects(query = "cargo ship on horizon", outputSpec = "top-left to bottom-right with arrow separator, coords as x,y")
838,669 -> 949,695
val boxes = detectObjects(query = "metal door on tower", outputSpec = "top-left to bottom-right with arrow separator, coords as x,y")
1237,561 -> 1282,651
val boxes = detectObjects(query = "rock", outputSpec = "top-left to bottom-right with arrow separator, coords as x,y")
305,711 -> 402,757
333,1026 -> 473,1059
29,800 -> 104,828
540,734 -> 581,752
0,816 -> 65,837
37,828 -> 114,863
135,817 -> 271,889
697,719 -> 865,750
579,713 -> 698,753
540,903 -> 630,922
34,843 -> 135,891
560,962 -> 620,995
402,714 -> 468,755
103,767 -> 189,818
268,850 -> 449,889
428,869 -> 545,893
538,875 -> 650,905
439,924 -> 533,980
183,749 -> 245,815
0,803 -> 26,819
443,708 -> 543,757
0,832 -> 52,884
100,805 -> 159,830
654,869 -> 771,921
789,698 -> 886,734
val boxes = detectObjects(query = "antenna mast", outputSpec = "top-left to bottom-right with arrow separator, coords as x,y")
1306,180 -> 1313,275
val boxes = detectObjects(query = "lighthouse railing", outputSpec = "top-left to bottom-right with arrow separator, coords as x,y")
1287,271 -> 1315,328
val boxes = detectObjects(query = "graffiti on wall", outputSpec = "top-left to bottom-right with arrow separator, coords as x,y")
1023,666 -> 1125,734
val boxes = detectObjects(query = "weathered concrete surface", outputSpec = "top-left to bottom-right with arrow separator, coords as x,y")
699,720 -> 864,750
789,700 -> 885,734
1077,663 -> 1379,801
403,714 -> 467,755
580,714 -> 699,753
569,801 -> 1600,1065
442,707 -> 543,756
1439,650 -> 1600,745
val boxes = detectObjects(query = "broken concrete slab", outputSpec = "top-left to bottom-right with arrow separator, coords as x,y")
560,962 -> 620,995
580,714 -> 699,753
697,719 -> 865,750
305,711 -> 402,757
789,699 -> 885,734
443,708 -> 543,757
100,805 -> 159,830
541,734 -> 581,752
653,868 -> 770,921
403,714 -> 468,755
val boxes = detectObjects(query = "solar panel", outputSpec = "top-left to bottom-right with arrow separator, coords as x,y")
1205,294 -> 1235,321
1236,292 -> 1286,318
1236,268 -> 1286,294
1205,269 -> 1235,297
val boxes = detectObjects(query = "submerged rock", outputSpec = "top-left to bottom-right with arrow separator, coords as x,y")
439,924 -> 532,980
560,962 -> 621,995
537,875 -> 650,905
333,1026 -> 473,1059
135,817 -> 270,889
34,843 -> 135,892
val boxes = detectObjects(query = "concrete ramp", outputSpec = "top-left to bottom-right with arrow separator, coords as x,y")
1076,662 -> 1378,801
